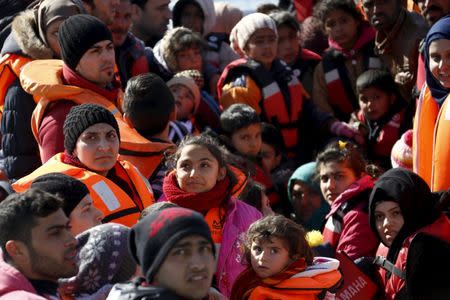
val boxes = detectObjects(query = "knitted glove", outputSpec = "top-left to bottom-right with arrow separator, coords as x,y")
330,121 -> 365,145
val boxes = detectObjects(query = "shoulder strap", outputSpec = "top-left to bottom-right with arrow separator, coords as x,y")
373,256 -> 406,280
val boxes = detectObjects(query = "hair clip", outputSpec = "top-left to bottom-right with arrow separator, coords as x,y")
338,140 -> 347,150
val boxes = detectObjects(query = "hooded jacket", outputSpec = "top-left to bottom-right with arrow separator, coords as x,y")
172,0 -> 216,36
368,168 -> 450,299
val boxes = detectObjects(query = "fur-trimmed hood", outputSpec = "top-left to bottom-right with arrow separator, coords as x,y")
11,9 -> 53,59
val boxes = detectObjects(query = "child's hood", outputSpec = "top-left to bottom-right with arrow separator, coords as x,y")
173,0 -> 216,36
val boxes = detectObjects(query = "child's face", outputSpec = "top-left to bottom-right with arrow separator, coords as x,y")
176,46 -> 203,72
170,84 -> 196,120
277,25 -> 300,65
176,145 -> 226,193
374,201 -> 404,247
428,39 -> 450,89
179,3 -> 204,34
250,237 -> 293,278
358,86 -> 395,121
230,123 -> 262,157
324,9 -> 359,49
319,161 -> 358,204
260,142 -> 281,173
244,28 -> 278,69
153,235 -> 215,299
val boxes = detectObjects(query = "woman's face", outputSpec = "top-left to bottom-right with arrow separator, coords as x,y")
45,19 -> 64,58
374,201 -> 404,247
428,38 -> 450,89
73,123 -> 119,176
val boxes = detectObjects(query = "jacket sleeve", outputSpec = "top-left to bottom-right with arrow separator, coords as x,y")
38,101 -> 76,163
219,75 -> 262,113
337,209 -> 379,260
312,61 -> 334,115
0,78 -> 41,180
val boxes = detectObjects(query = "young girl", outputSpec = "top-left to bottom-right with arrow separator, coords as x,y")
352,69 -> 408,170
313,0 -> 383,121
369,168 -> 450,299
218,12 -> 363,161
413,15 -> 450,192
160,134 -> 262,297
231,215 -> 342,300
318,141 -> 379,260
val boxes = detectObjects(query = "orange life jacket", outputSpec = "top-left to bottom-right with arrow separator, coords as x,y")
413,85 -> 450,191
19,59 -> 175,178
247,268 -> 342,300
0,53 -> 34,122
218,58 -> 305,154
12,153 -> 154,227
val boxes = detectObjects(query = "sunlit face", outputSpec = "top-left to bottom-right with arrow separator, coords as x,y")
362,0 -> 401,31
176,145 -> 226,193
428,39 -> 450,89
358,87 -> 395,121
45,20 -> 64,58
244,28 -> 278,69
153,235 -> 215,299
75,40 -> 115,87
73,123 -> 120,176
134,0 -> 171,40
109,0 -> 135,47
25,209 -> 78,281
170,84 -> 196,120
176,46 -> 203,72
374,201 -> 404,246
250,237 -> 293,278
69,195 -> 104,236
319,161 -> 358,204
230,123 -> 262,157
417,0 -> 450,26
260,142 -> 281,173
179,3 -> 204,34
277,25 -> 300,65
324,9 -> 359,49
87,0 -> 120,25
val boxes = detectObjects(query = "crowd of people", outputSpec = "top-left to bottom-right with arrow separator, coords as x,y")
0,0 -> 449,299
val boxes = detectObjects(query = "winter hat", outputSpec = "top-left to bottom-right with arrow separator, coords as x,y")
63,103 -> 120,154
176,69 -> 205,89
173,0 -> 216,35
58,14 -> 112,70
287,162 -> 321,204
220,103 -> 260,135
167,73 -> 201,113
31,173 -> 89,216
390,129 -> 413,170
161,27 -> 204,73
129,207 -> 215,282
59,223 -> 137,295
230,12 -> 277,52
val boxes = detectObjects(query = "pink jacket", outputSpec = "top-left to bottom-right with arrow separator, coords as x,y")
322,175 -> 379,260
0,256 -> 47,299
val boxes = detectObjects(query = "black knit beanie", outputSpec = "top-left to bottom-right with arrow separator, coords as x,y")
58,14 -> 112,70
63,103 -> 120,154
129,207 -> 215,282
220,103 -> 261,135
31,173 -> 90,216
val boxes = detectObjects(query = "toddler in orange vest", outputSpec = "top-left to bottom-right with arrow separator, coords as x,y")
230,215 -> 342,300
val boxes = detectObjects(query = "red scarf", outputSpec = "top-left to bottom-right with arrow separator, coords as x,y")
230,258 -> 307,300
62,64 -> 121,102
162,171 -> 230,214
328,21 -> 376,58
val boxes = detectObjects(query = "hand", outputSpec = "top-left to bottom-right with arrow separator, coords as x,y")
330,121 -> 365,145
209,287 -> 228,300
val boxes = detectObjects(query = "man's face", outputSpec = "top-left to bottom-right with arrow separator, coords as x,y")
76,40 -> 115,87
69,195 -> 104,236
133,0 -> 171,41
87,0 -> 120,25
26,209 -> 78,281
417,0 -> 450,26
362,0 -> 401,31
153,235 -> 215,300
109,0 -> 135,47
